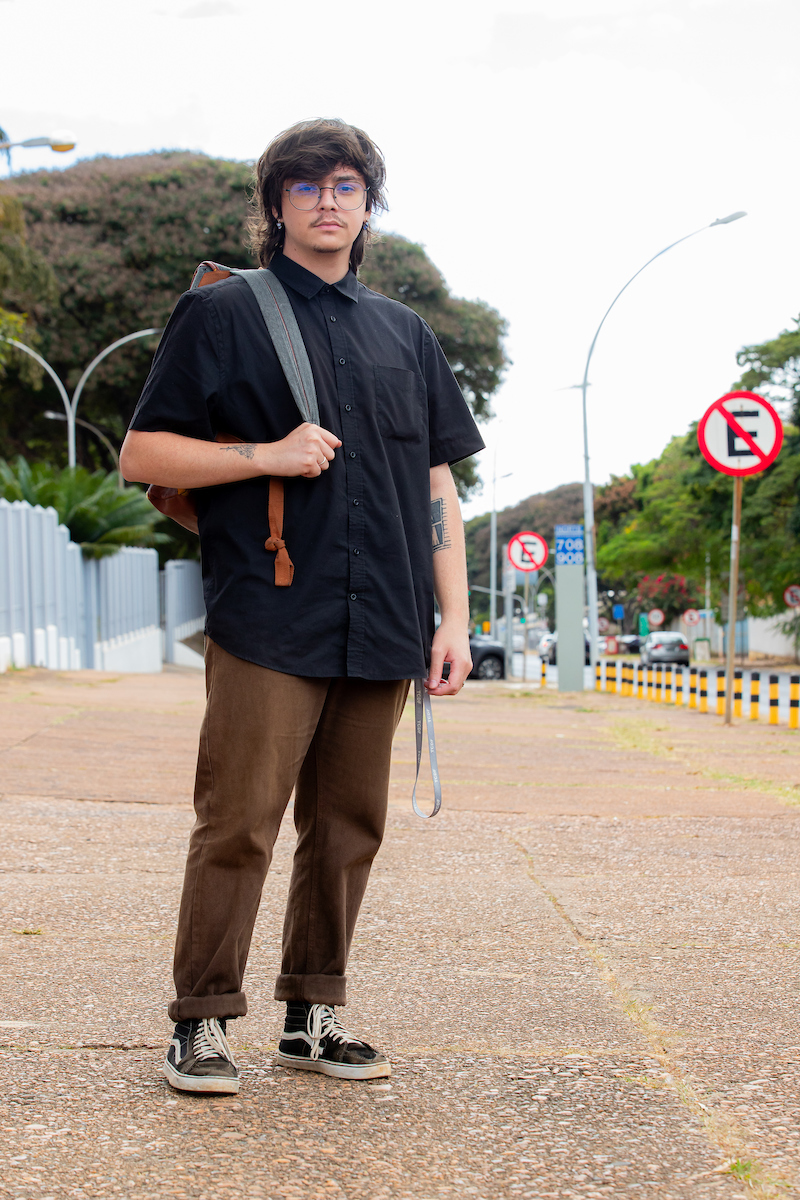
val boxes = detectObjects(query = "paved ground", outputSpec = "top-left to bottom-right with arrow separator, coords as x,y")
1,666 -> 799,1199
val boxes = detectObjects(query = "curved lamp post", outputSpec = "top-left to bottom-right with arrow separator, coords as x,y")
579,211 -> 747,672
0,328 -> 161,467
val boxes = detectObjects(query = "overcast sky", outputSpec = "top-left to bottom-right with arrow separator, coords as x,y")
3,0 -> 798,520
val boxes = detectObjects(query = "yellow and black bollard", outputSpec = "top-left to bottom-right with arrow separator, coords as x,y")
790,675 -> 799,730
734,669 -> 743,719
637,663 -> 645,699
675,665 -> 684,708
647,665 -> 655,700
699,669 -> 708,714
656,664 -> 664,702
541,658 -> 547,690
769,674 -> 779,725
750,671 -> 760,720
595,661 -> 602,692
607,661 -> 617,694
688,665 -> 697,710
622,661 -> 631,696
665,663 -> 673,704
716,668 -> 726,717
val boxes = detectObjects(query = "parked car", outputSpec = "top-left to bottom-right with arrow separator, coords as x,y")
538,631 -> 591,666
617,634 -> 641,654
640,631 -> 689,666
468,635 -> 505,680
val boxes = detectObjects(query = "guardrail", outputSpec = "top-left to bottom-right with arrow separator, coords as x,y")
595,659 -> 799,729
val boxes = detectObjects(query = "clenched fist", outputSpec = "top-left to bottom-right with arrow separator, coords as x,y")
264,423 -> 342,478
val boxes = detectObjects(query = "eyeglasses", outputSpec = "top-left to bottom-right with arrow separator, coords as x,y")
284,181 -> 368,211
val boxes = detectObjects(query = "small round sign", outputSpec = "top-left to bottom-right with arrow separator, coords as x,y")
597,616 -> 609,633
507,531 -> 548,572
648,608 -> 665,628
784,584 -> 800,609
697,391 -> 783,477
683,608 -> 701,627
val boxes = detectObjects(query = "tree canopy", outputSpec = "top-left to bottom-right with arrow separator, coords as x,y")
0,153 -> 507,498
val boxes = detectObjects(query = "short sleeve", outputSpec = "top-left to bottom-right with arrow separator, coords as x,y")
129,290 -> 221,440
422,323 -> 486,468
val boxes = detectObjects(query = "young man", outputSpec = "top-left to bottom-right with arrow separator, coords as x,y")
120,118 -> 484,1094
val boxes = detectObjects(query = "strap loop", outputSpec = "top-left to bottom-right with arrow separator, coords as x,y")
412,679 -> 442,819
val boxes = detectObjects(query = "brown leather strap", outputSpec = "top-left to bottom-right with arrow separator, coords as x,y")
197,266 -> 232,287
265,478 -> 294,586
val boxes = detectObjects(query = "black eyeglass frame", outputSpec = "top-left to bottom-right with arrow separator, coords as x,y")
283,182 -> 370,211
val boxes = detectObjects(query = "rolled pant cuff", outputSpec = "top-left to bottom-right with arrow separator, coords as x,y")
168,992 -> 247,1022
274,973 -> 347,1005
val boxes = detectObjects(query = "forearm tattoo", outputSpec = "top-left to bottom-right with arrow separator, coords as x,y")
431,497 -> 451,553
221,443 -> 256,460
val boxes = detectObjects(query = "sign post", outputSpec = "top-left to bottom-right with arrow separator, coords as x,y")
554,524 -> 585,692
507,532 -> 549,684
698,391 -> 784,725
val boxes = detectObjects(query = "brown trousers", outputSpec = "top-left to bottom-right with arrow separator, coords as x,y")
169,638 -> 409,1022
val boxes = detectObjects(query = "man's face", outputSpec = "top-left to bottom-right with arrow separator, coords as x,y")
275,165 -> 369,263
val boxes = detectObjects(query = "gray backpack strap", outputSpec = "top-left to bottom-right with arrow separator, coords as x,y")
190,262 -> 319,426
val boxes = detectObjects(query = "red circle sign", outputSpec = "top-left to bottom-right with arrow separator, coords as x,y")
683,608 -> 701,627
648,608 -> 665,627
697,391 -> 783,477
784,585 -> 800,609
507,531 -> 548,572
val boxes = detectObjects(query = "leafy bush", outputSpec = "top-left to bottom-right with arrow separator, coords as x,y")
0,456 -> 168,557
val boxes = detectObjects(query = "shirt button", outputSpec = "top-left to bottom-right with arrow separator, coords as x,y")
352,499 -> 360,506
322,285 -> 330,293
349,451 -> 356,459
330,315 -> 337,322
339,358 -> 346,365
349,593 -> 358,601
353,548 -> 360,555
344,404 -> 352,412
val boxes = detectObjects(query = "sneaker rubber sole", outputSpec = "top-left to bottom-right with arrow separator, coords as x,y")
274,1050 -> 391,1079
164,1059 -> 241,1094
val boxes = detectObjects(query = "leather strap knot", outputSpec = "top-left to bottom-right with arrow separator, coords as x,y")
265,477 -> 294,587
264,536 -> 286,552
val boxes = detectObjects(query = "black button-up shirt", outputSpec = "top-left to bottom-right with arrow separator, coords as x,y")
131,252 -> 484,679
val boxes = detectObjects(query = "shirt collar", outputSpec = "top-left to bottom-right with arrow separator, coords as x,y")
268,252 -> 360,303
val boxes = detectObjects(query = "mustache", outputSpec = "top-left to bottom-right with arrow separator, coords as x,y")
311,217 -> 345,227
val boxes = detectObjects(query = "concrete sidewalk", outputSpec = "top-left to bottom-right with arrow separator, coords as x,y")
1,668 -> 799,1199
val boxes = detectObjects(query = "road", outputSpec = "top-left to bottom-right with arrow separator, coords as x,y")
1,665 -> 799,1199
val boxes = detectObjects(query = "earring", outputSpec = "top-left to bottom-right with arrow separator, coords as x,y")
363,221 -> 369,231
277,220 -> 283,230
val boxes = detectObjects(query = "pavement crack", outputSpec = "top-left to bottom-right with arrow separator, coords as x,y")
511,836 -> 795,1200
0,708 -> 84,755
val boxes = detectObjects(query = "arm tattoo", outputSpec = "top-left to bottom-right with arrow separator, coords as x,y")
221,443 -> 256,460
431,497 -> 451,553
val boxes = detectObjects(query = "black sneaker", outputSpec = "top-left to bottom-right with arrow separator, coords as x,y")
164,1017 -> 240,1094
275,1002 -> 390,1080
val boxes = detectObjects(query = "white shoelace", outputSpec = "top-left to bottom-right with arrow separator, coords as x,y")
306,1004 -> 359,1061
192,1017 -> 237,1067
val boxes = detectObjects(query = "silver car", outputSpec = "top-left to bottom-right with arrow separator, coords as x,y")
640,631 -> 690,666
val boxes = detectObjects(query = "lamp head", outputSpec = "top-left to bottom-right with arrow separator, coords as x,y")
49,131 -> 76,153
710,211 -> 747,226
43,410 -> 66,421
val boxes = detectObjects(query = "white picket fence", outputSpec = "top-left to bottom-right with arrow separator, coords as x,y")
162,559 -> 205,666
0,498 -> 161,673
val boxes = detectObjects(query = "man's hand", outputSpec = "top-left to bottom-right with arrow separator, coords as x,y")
425,618 -> 472,697
265,423 -> 341,478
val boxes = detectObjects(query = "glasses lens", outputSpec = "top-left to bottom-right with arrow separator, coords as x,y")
333,182 -> 366,209
288,183 -> 320,210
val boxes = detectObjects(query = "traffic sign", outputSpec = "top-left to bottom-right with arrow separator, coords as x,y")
554,524 -> 584,566
697,391 -> 783,477
683,608 -> 701,627
648,608 -> 665,627
507,531 -> 548,572
597,616 -> 609,633
784,585 -> 800,608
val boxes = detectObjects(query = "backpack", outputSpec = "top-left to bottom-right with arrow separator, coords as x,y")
146,262 -> 319,587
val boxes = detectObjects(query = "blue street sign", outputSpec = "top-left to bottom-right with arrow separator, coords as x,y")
554,524 -> 584,566
613,604 -> 624,620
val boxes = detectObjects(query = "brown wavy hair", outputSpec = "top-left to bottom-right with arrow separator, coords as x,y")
248,118 -> 387,274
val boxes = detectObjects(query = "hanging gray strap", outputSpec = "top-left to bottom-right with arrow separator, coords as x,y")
412,679 -> 442,819
191,262 -> 319,426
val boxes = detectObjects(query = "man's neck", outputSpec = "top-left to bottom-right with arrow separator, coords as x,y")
281,242 -> 352,285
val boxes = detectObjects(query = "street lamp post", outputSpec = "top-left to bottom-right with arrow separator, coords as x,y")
578,211 -> 747,673
0,329 -> 161,467
0,132 -> 76,167
44,411 -> 121,477
489,453 -> 512,639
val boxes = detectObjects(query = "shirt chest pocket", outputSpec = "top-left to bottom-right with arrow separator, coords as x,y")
374,365 -> 426,443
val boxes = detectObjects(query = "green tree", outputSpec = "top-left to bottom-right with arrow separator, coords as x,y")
0,194 -> 58,382
0,456 -> 168,557
2,155 -> 508,501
